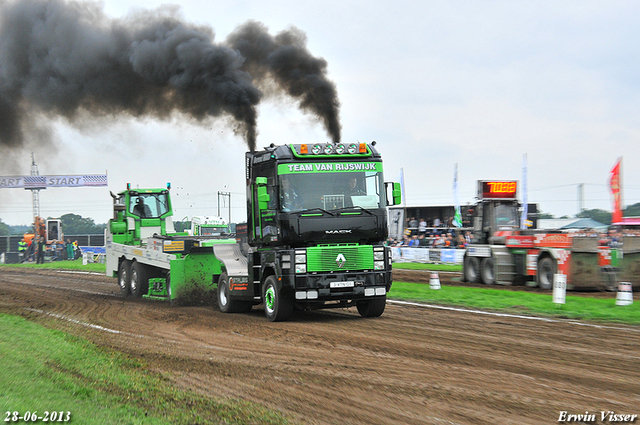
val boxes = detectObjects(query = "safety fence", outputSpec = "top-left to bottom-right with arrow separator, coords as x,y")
0,234 -> 106,264
0,234 -> 105,254
391,247 -> 465,264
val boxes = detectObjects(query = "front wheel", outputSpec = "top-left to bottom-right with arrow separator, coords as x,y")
537,257 -> 556,290
356,296 -> 386,317
263,275 -> 293,322
464,255 -> 481,283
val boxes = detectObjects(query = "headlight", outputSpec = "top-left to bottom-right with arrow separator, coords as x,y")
374,261 -> 385,270
295,264 -> 307,273
335,143 -> 345,154
312,144 -> 322,154
324,144 -> 334,154
295,254 -> 306,263
374,251 -> 384,261
347,143 -> 358,154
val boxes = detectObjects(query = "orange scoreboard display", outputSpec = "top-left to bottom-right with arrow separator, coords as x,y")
478,180 -> 518,200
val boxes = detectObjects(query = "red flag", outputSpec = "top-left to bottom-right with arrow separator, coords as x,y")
610,158 -> 622,223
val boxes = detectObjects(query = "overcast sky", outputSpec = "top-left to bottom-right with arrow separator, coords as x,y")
1,0 -> 639,226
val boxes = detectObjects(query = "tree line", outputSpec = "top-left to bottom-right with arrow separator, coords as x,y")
0,213 -> 194,236
3,204 -> 640,236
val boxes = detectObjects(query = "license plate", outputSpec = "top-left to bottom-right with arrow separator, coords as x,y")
330,280 -> 355,288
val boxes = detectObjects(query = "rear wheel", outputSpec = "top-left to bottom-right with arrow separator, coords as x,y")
480,257 -> 495,285
537,256 -> 556,289
464,255 -> 481,283
118,260 -> 131,297
217,272 -> 252,313
263,275 -> 293,322
130,262 -> 149,298
356,296 -> 386,317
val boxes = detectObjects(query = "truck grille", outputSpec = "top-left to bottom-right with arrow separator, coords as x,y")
306,245 -> 373,272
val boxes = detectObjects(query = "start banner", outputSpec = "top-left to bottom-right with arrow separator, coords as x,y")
0,175 -> 108,189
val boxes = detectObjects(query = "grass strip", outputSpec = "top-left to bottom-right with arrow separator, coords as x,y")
0,313 -> 288,425
389,281 -> 640,325
392,262 -> 462,272
1,259 -> 106,273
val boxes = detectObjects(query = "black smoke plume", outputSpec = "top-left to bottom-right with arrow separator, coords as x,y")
227,22 -> 341,143
0,0 -> 341,152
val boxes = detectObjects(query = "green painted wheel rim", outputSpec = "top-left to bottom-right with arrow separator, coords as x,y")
265,286 -> 276,313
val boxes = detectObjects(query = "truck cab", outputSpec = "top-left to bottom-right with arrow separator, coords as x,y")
472,199 -> 520,245
216,142 -> 401,321
189,216 -> 229,236
109,185 -> 176,245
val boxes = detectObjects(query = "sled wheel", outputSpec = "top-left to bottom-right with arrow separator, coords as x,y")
118,260 -> 131,297
130,262 -> 148,298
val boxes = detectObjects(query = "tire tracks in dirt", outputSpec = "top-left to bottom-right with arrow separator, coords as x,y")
1,268 -> 639,425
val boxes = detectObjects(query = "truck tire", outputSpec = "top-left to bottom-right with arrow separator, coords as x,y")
356,296 -> 386,317
480,258 -> 495,285
217,272 -> 252,313
263,275 -> 293,322
463,256 -> 480,283
537,256 -> 556,290
130,262 -> 149,298
118,260 -> 131,297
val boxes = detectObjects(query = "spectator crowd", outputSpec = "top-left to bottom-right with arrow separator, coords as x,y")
386,216 -> 473,249
18,237 -> 82,263
386,215 -> 639,250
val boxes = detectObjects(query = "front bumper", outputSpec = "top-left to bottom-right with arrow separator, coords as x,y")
287,270 -> 391,301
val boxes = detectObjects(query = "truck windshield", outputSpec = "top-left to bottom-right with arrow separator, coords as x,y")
129,193 -> 170,218
278,170 -> 384,212
495,203 -> 518,228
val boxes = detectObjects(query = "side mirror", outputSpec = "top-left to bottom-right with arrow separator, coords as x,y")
385,182 -> 402,206
256,177 -> 270,210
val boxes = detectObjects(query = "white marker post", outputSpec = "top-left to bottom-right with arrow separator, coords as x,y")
616,282 -> 633,306
429,272 -> 441,290
553,274 -> 567,305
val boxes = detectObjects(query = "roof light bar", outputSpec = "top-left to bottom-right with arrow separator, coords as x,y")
291,143 -> 369,156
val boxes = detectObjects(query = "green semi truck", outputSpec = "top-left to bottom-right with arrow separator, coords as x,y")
106,142 -> 401,321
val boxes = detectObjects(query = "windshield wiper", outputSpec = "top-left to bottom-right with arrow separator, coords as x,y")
333,206 -> 374,216
299,207 -> 335,216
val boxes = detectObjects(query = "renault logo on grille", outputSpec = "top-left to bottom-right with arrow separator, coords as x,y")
336,253 -> 346,268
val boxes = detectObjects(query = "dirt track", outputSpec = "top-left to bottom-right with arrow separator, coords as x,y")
1,267 -> 639,424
